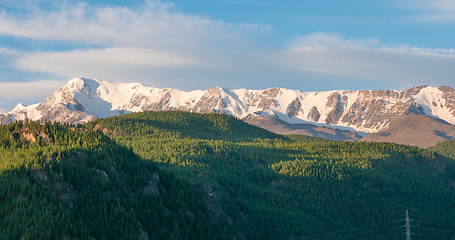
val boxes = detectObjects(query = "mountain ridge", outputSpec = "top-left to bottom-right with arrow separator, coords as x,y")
2,77 -> 455,134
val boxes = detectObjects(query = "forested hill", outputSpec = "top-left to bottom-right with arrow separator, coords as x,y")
0,112 -> 454,239
0,120 -> 228,239
432,139 -> 455,159
431,140 -> 455,179
86,111 -> 283,141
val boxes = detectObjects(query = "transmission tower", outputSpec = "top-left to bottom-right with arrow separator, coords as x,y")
405,210 -> 412,240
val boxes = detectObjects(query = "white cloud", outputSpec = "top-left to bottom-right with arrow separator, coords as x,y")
0,1 -> 453,112
284,33 -> 455,87
0,1 -> 265,50
0,47 -> 20,55
1,0 -> 269,87
397,0 -> 455,23
16,47 -> 208,79
0,80 -> 64,100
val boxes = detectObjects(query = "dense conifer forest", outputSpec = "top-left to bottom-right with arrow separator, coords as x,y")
0,111 -> 454,239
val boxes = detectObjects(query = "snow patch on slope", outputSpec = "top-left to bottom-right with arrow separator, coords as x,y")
3,78 -> 455,133
8,103 -> 43,121
413,86 -> 455,124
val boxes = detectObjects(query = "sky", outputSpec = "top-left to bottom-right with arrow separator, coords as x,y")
0,0 -> 454,112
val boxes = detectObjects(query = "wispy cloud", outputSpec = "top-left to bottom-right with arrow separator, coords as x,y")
0,47 -> 20,55
16,47 -> 208,79
0,80 -> 64,100
284,33 -> 455,87
397,0 -> 455,23
0,1 -> 455,111
0,1 -> 266,50
0,79 -> 64,111
0,0 -> 269,86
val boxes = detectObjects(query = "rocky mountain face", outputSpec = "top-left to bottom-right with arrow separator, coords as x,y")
2,77 -> 455,135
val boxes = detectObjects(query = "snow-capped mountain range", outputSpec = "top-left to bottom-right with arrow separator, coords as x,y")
1,77 -> 455,133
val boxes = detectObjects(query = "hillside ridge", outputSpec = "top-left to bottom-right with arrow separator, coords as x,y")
1,77 -> 455,134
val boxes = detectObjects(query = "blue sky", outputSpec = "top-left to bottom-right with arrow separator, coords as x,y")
0,0 -> 454,111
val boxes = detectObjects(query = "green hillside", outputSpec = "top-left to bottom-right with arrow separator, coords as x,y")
86,111 -> 283,141
431,139 -> 455,159
0,120 -> 228,239
1,112 -> 454,239
430,139 -> 455,180
93,112 -> 455,239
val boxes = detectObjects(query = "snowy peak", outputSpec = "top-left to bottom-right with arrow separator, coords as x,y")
65,77 -> 97,91
11,103 -> 27,112
1,78 -> 455,133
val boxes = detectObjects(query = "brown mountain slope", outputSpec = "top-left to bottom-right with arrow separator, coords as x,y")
243,114 -> 362,141
361,114 -> 455,148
